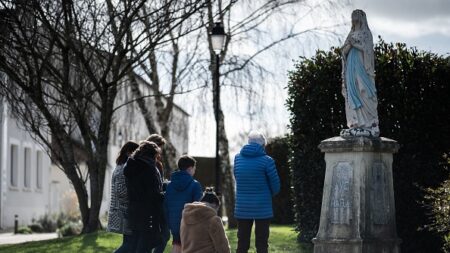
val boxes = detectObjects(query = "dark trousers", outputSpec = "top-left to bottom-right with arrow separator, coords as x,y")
114,234 -> 135,253
129,231 -> 158,253
236,219 -> 271,253
152,221 -> 170,253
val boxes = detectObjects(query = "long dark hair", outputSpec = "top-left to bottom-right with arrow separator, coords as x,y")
131,141 -> 160,161
146,134 -> 166,147
116,141 -> 139,165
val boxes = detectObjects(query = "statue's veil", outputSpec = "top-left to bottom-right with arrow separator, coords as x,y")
345,9 -> 375,78
350,9 -> 370,34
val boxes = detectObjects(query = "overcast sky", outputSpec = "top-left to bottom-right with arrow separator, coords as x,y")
188,0 -> 450,157
352,0 -> 450,54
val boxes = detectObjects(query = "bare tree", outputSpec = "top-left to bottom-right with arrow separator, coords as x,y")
126,1 -> 207,176
125,0 -> 345,228
203,0 -> 346,228
0,0 -> 204,232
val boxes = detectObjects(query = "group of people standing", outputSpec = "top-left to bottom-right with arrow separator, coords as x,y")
107,131 -> 280,253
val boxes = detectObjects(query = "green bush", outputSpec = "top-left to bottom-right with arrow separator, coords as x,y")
287,39 -> 450,252
33,212 -> 82,233
424,174 -> 450,253
56,213 -> 76,229
265,137 -> 295,224
28,223 -> 44,233
16,226 -> 32,234
36,214 -> 57,232
287,47 -> 342,242
57,222 -> 82,237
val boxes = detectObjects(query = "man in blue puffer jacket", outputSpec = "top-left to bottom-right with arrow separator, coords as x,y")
165,155 -> 203,253
234,130 -> 281,253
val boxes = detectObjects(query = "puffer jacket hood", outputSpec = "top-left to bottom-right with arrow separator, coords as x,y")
240,143 -> 266,157
182,202 -> 217,225
170,170 -> 194,191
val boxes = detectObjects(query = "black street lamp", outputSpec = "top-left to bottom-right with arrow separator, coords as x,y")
210,22 -> 226,195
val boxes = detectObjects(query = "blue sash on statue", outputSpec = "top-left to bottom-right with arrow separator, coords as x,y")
345,48 -> 376,109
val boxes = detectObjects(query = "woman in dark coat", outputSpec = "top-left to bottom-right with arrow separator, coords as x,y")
146,133 -> 170,253
124,140 -> 164,252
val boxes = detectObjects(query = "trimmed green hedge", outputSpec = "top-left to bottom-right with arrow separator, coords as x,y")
425,176 -> 450,253
266,137 -> 295,224
287,39 -> 450,252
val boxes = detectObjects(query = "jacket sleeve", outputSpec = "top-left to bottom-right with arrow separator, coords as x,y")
265,157 -> 280,196
209,216 -> 231,253
233,156 -> 238,178
110,171 -> 117,208
193,181 -> 203,201
164,192 -> 169,225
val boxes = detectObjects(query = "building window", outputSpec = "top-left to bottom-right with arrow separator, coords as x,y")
10,144 -> 18,187
36,151 -> 43,189
24,147 -> 31,188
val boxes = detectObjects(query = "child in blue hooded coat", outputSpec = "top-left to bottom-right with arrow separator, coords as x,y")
165,155 -> 203,253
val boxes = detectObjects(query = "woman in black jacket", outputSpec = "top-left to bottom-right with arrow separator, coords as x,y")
124,140 -> 164,253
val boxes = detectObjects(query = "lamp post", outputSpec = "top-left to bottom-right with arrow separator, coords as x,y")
210,22 -> 226,195
117,131 -> 123,146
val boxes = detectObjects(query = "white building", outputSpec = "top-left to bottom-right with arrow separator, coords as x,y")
0,72 -> 189,229
0,75 -> 52,229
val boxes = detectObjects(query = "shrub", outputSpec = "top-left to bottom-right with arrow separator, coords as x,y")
57,222 -> 82,237
265,137 -> 295,224
287,39 -> 450,252
36,214 -> 57,232
28,223 -> 44,233
287,47 -> 342,242
34,212 -> 82,233
57,212 -> 81,228
424,174 -> 450,253
16,226 -> 32,234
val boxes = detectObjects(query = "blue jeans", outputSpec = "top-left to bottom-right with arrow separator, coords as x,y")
114,234 -> 135,253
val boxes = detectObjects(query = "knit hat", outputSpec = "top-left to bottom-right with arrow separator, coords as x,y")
248,130 -> 267,146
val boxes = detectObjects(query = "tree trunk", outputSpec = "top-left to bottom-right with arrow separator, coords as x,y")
84,159 -> 104,233
128,71 -> 176,177
128,71 -> 159,134
63,162 -> 91,232
212,54 -> 236,228
160,126 -> 178,179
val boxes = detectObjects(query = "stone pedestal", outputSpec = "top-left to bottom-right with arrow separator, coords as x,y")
313,136 -> 401,253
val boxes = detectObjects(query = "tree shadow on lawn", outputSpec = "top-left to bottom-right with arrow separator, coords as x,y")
0,226 -> 311,253
0,232 -> 116,253
226,225 -> 313,253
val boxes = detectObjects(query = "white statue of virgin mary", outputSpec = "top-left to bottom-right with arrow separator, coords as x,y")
341,9 -> 380,137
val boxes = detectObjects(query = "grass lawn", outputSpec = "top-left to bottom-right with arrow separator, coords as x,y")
0,225 -> 313,253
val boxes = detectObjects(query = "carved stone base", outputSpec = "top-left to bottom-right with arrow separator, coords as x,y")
313,238 -> 401,253
313,136 -> 401,253
340,127 -> 380,138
